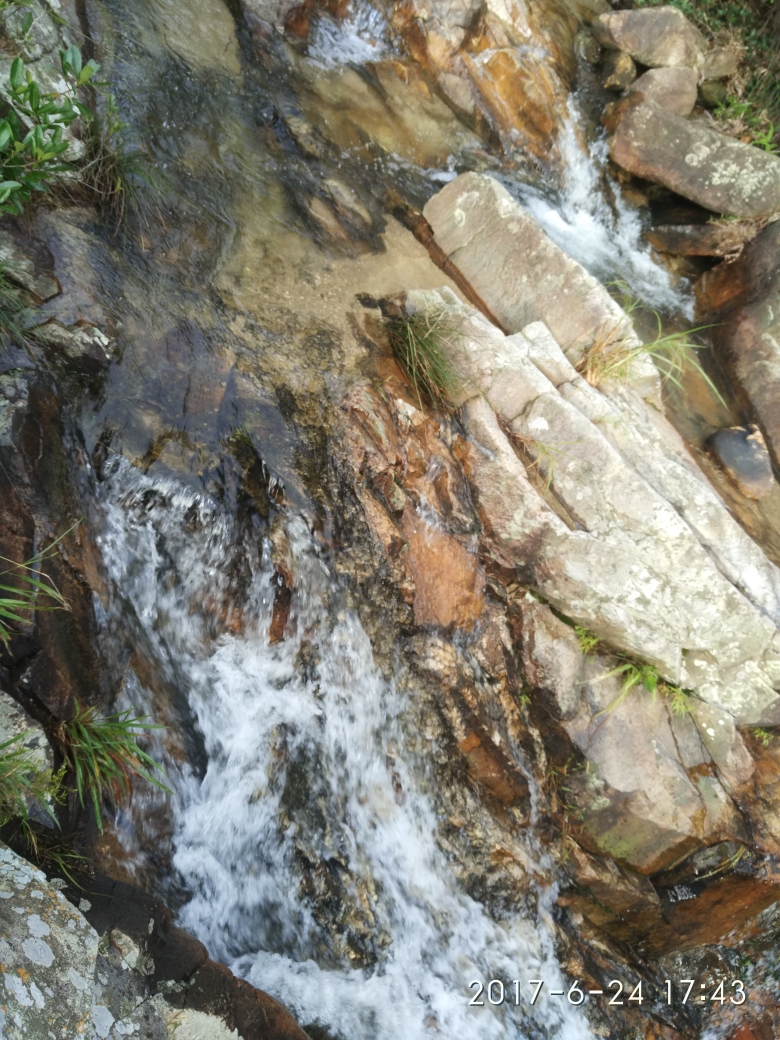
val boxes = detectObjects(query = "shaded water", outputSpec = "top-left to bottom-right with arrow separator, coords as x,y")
56,1 -> 775,1037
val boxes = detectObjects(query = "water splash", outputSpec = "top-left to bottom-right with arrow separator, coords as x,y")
504,99 -> 693,318
94,458 -> 592,1040
308,4 -> 391,68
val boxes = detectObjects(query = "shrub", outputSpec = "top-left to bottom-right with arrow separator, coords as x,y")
0,46 -> 99,215
0,541 -> 68,646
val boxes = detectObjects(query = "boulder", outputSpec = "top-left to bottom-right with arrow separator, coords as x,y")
698,223 -> 780,472
701,45 -> 739,81
626,66 -> 698,118
602,50 -> 637,91
591,6 -> 706,70
607,98 -> 780,218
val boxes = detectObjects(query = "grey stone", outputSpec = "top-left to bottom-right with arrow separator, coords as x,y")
701,46 -> 739,81
592,6 -> 706,70
608,100 -> 780,218
708,425 -> 776,499
627,66 -> 698,118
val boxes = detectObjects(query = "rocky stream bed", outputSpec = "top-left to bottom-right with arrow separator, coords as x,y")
2,1 -> 780,1038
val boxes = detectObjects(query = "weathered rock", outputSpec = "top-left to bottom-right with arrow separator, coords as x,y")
0,690 -> 52,775
602,49 -> 637,91
402,510 -> 485,629
388,0 -> 578,162
701,46 -> 739,81
0,231 -> 59,303
708,426 -> 776,500
592,7 -> 706,70
645,220 -> 757,257
31,319 -> 114,373
627,66 -> 698,117
404,275 -> 780,726
607,99 -> 780,218
422,173 -> 645,367
696,219 -> 780,318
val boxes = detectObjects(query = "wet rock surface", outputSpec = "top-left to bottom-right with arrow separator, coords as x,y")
708,426 -> 775,500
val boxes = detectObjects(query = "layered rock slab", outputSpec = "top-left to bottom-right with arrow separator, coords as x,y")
404,222 -> 780,725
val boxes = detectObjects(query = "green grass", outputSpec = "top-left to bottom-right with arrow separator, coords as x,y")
387,309 -> 462,411
578,288 -> 724,406
0,732 -> 62,840
0,541 -> 68,646
58,702 -> 169,832
574,625 -> 693,717
0,268 -> 29,351
753,727 -> 776,747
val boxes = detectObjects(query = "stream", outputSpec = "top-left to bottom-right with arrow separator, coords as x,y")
64,1 -> 733,1037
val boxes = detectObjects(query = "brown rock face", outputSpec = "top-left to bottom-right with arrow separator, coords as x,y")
388,0 -> 578,162
608,99 -> 780,218
696,223 -> 780,471
592,6 -> 706,70
627,66 -> 698,117
402,511 -> 484,629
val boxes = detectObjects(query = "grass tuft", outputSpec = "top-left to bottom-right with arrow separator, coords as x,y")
0,539 -> 69,646
58,702 -> 170,832
387,308 -> 462,412
577,287 -> 724,406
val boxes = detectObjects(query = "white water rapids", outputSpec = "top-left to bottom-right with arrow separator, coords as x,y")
94,457 -> 592,1040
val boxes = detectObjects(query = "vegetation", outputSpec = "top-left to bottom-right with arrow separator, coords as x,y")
0,732 -> 61,835
0,541 -> 68,646
0,47 -> 99,215
57,702 -> 170,832
635,0 -> 780,149
387,308 -> 462,411
0,268 -> 29,350
753,727 -> 777,747
575,624 -> 693,717
577,288 -> 724,405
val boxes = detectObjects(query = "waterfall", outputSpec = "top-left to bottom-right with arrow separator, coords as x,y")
94,456 -> 592,1040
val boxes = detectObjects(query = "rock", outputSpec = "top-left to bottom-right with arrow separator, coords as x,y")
283,3 -> 309,37
31,319 -> 114,373
708,426 -> 776,500
388,0 -> 577,163
698,79 -> 729,108
401,510 -> 485,630
698,223 -> 780,472
422,173 -> 643,366
563,0 -> 611,24
602,49 -> 637,91
591,7 -> 706,71
403,277 -> 780,726
0,231 -> 59,303
627,66 -> 698,117
645,221 -> 757,257
0,690 -> 52,776
702,45 -> 739,81
607,98 -> 780,218
575,29 -> 602,64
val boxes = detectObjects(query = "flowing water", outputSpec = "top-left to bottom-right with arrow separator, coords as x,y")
65,0 -> 731,1036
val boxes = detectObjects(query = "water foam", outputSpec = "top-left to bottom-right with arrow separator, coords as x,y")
95,458 -> 592,1040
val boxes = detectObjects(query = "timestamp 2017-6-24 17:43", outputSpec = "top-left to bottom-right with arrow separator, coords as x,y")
468,978 -> 747,1008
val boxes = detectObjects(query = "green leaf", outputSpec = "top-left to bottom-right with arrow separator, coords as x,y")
21,10 -> 33,36
9,58 -> 23,92
77,59 -> 100,86
0,181 -> 21,191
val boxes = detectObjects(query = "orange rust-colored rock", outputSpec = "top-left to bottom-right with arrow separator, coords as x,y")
402,510 -> 484,630
457,729 -> 528,807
